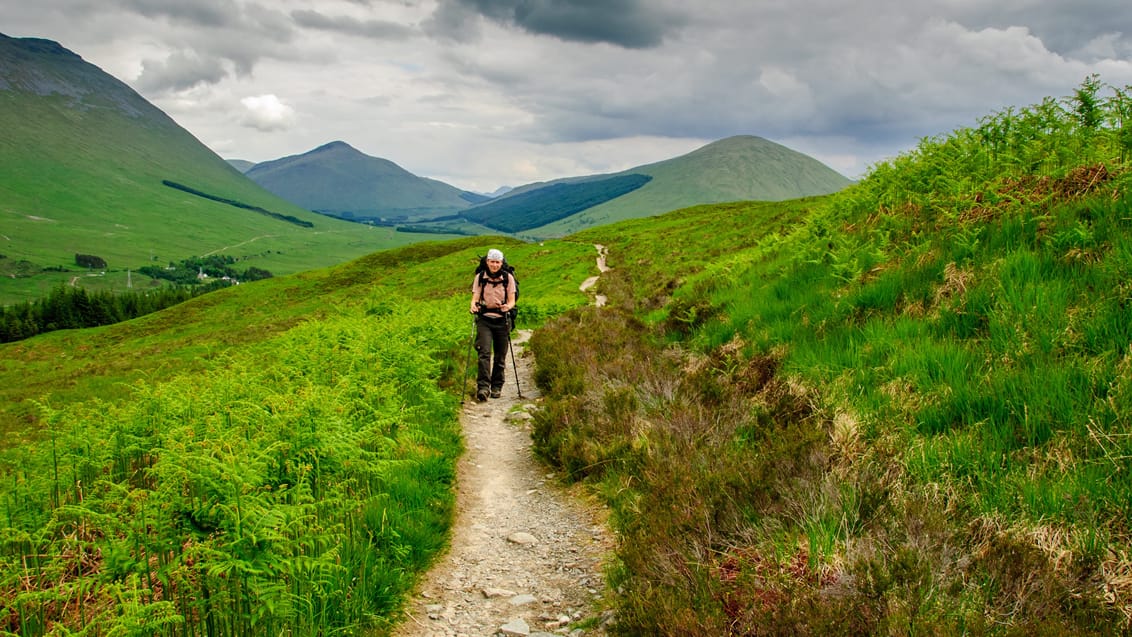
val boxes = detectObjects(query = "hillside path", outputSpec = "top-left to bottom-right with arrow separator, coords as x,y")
577,244 -> 609,308
391,327 -> 613,637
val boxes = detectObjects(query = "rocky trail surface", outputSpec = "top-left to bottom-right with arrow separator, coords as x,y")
393,257 -> 615,637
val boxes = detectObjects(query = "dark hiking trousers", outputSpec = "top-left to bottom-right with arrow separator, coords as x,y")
475,315 -> 509,392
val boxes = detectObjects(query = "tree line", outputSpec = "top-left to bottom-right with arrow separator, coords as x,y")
1,254 -> 275,343
0,279 -> 227,343
162,180 -> 315,228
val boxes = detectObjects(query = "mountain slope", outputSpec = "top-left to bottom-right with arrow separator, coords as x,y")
0,34 -> 430,304
524,135 -> 853,236
226,159 -> 256,173
245,141 -> 487,221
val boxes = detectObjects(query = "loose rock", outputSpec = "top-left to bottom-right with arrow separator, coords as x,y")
507,531 -> 538,546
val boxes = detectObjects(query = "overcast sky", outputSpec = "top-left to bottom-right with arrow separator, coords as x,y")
3,1 -> 1132,193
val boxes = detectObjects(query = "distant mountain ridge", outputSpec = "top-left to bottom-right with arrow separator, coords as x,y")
243,141 -> 488,223
0,36 -> 151,116
240,135 -> 852,238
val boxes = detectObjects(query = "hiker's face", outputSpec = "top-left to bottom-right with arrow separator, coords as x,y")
486,259 -> 502,273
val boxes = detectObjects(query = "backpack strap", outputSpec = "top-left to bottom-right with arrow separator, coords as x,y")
477,271 -> 510,306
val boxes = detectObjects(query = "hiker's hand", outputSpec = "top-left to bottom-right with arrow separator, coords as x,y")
469,303 -> 479,314
500,303 -> 510,312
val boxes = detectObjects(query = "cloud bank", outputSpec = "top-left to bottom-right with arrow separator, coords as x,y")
2,0 -> 1130,191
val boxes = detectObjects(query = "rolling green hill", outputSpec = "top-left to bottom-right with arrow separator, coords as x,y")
0,34 -> 454,306
499,135 -> 854,237
244,141 -> 488,222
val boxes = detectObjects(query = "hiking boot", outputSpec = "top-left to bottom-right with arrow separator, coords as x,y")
490,388 -> 502,398
476,389 -> 489,402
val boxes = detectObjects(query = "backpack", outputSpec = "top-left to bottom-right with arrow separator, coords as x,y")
476,255 -> 519,327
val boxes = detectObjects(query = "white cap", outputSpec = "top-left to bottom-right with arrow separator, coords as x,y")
486,249 -> 504,261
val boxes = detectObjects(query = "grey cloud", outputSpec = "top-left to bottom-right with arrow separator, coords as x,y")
242,3 -> 299,44
128,3 -> 298,93
422,1 -> 486,43
433,0 -> 686,48
941,1 -> 1132,58
122,0 -> 238,28
135,49 -> 228,92
292,9 -> 415,40
451,4 -> 1125,161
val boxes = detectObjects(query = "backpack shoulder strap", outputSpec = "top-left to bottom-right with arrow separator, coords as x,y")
476,270 -> 487,304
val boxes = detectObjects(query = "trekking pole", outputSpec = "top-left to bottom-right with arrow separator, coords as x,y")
460,315 -> 477,404
506,315 -> 523,399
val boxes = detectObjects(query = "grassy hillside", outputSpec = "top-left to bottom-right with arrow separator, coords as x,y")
0,35 -> 453,306
528,135 -> 853,237
244,141 -> 483,221
0,234 -> 598,634
530,77 -> 1132,634
0,236 -> 595,440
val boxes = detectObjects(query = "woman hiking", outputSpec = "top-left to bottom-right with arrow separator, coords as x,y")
469,249 -> 516,402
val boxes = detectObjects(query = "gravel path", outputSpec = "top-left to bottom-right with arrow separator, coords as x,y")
391,328 -> 614,637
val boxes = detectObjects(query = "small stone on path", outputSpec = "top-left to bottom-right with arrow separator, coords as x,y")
500,617 -> 530,635
507,531 -> 538,545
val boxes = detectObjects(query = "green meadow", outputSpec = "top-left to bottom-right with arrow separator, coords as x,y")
3,77 -> 1132,635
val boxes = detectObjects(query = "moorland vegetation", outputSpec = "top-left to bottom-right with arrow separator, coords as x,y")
1,76 -> 1130,636
532,74 -> 1132,634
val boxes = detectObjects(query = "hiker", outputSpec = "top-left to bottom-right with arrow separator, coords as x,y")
469,249 -> 517,402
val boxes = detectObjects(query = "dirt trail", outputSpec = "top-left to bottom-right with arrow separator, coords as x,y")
394,245 -> 614,637
577,244 -> 609,308
393,331 -> 611,637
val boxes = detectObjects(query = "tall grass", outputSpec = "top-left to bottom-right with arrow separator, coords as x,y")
532,78 -> 1132,634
